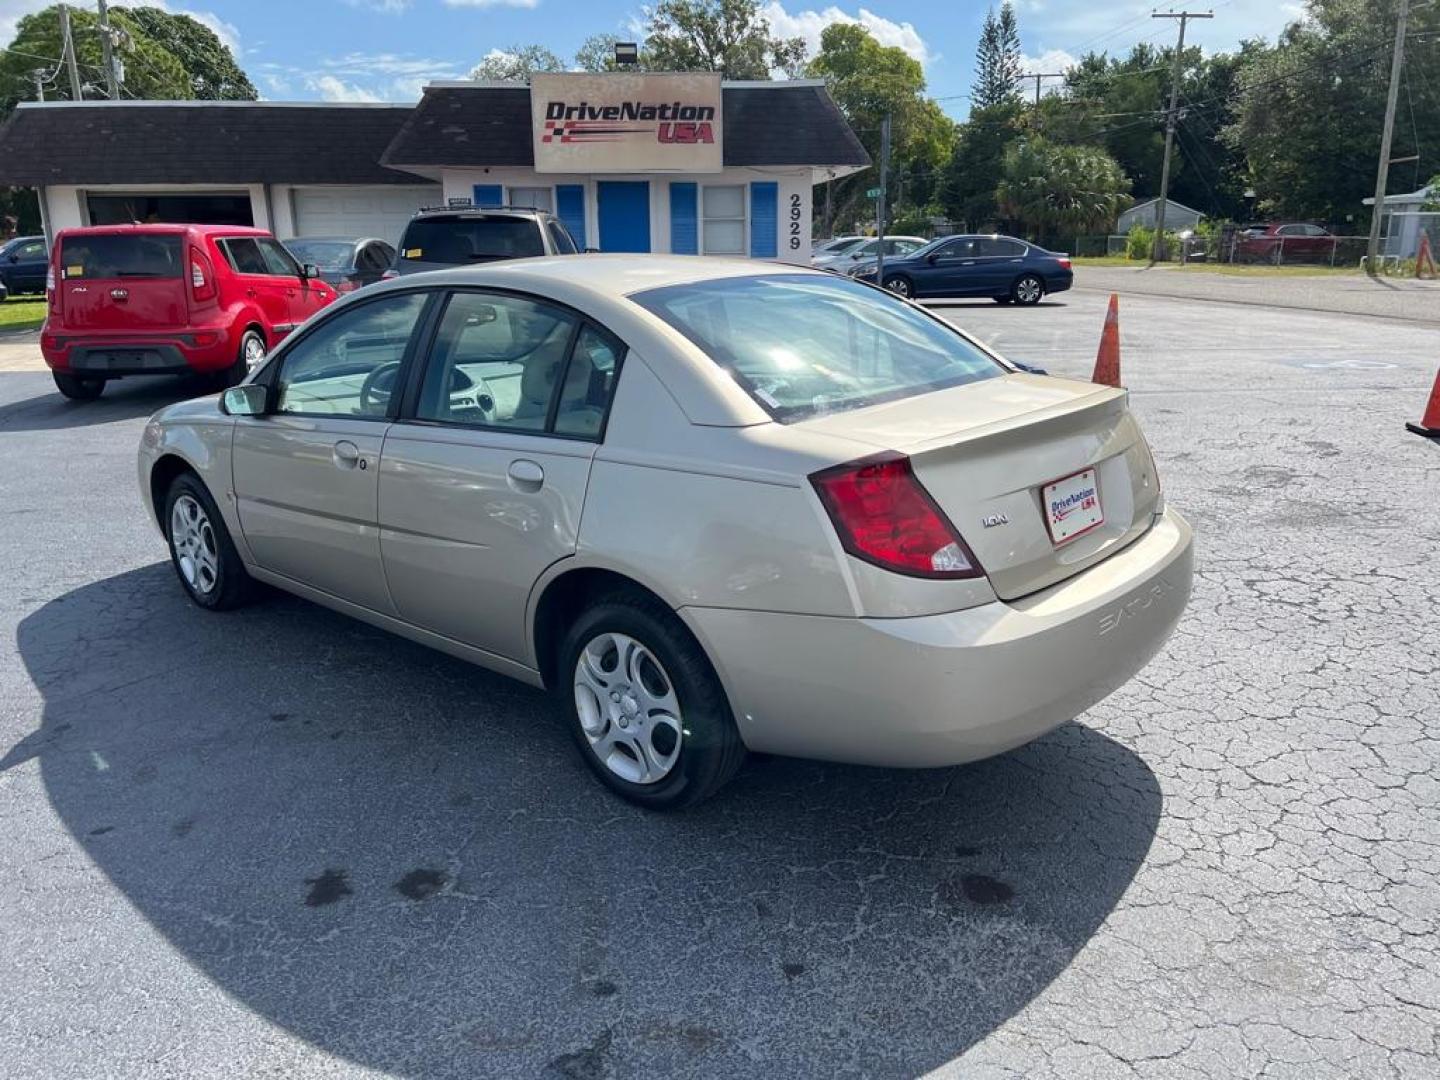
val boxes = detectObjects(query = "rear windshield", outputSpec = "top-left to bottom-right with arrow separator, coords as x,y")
59,234 -> 182,279
284,240 -> 354,269
633,274 -> 1004,422
397,217 -> 545,263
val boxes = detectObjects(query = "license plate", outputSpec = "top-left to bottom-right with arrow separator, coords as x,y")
1042,467 -> 1103,544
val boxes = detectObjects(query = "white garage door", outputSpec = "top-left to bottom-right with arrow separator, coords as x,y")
291,185 -> 441,245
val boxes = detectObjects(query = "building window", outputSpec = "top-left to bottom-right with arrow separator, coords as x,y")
702,185 -> 745,255
508,186 -> 553,212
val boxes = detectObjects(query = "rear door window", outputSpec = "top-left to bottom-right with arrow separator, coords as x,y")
218,238 -> 269,275
59,234 -> 182,279
978,238 -> 1026,257
547,220 -> 578,254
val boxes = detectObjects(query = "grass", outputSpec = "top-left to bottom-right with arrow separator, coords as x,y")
1070,255 -> 1361,277
0,296 -> 46,332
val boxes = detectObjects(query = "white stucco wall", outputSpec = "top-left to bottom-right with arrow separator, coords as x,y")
439,166 -> 813,263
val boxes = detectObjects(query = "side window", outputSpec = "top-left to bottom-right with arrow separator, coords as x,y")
357,244 -> 386,272
416,292 -> 578,431
978,238 -> 1025,257
258,238 -> 301,276
20,241 -> 47,259
547,220 -> 578,255
220,238 -> 268,275
554,326 -> 624,438
276,292 -> 427,417
936,238 -> 975,260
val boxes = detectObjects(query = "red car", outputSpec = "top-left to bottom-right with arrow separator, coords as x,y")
1233,223 -> 1339,264
42,224 -> 335,400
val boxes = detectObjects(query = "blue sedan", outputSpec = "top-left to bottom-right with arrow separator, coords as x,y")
849,234 -> 1073,305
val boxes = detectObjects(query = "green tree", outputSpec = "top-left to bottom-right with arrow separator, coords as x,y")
808,24 -> 954,234
939,101 -> 1023,229
468,44 -> 566,82
996,136 -> 1132,244
575,34 -> 627,73
121,7 -> 255,100
972,3 -> 1022,109
643,0 -> 807,79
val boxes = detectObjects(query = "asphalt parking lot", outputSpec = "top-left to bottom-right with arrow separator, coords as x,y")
2,284 -> 1437,1078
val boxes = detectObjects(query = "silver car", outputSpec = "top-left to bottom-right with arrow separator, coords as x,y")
138,257 -> 1193,809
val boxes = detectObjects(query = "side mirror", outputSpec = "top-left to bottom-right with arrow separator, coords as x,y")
301,263 -> 321,280
926,253 -> 939,265
6,254 -> 17,263
220,383 -> 268,416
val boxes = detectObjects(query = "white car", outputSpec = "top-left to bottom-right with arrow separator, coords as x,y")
812,235 -> 927,271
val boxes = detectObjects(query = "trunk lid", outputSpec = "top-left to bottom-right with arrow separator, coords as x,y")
56,232 -> 188,332
802,373 -> 1161,599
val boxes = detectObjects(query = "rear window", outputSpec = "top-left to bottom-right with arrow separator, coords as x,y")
633,274 -> 1004,422
397,216 -> 545,264
59,234 -> 182,279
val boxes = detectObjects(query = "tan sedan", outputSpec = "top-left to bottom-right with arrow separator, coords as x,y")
137,256 -> 1193,809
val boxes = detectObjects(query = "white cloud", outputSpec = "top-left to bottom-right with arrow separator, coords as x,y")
307,74 -> 383,103
442,0 -> 539,8
759,3 -> 935,66
343,0 -> 412,12
1019,48 -> 1078,96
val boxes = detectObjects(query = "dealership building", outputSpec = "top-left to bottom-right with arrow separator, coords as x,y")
0,73 -> 868,264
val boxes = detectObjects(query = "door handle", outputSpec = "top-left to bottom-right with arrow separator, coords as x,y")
507,459 -> 544,490
332,440 -> 363,470
246,287 -> 257,298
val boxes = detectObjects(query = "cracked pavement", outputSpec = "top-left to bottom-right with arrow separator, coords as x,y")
1,288 -> 1437,1077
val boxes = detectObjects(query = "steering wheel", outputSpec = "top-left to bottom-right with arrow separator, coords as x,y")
359,361 -> 402,415
449,373 -> 499,424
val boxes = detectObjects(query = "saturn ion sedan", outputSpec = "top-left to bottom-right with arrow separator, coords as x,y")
137,256 -> 1193,809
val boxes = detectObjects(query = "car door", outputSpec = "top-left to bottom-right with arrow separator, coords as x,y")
230,290 -> 432,614
257,236 -> 332,329
216,237 -> 294,340
917,238 -> 978,296
378,289 -> 623,664
11,239 -> 48,292
975,237 -> 1028,293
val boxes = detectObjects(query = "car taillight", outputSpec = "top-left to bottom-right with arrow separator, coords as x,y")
190,249 -> 216,301
45,266 -> 55,291
381,269 -> 399,281
1057,256 -> 1072,270
810,454 -> 982,579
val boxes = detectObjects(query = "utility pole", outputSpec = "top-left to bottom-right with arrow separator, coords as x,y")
1151,10 -> 1212,264
876,111 -> 891,287
1018,72 -> 1064,107
1367,0 -> 1411,274
33,68 -> 47,102
97,0 -> 119,99
59,5 -> 84,101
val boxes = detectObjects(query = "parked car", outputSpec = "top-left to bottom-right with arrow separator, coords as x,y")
851,234 -> 1073,304
812,234 -> 927,270
0,234 -> 49,295
137,256 -> 1193,809
385,205 -> 579,278
283,236 -> 396,294
0,278 -> 7,303
811,235 -> 866,258
42,224 -> 336,400
1233,223 -> 1338,264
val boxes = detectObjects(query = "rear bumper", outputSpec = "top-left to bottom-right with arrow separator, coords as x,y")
686,507 -> 1193,768
1047,270 -> 1074,293
43,328 -> 241,376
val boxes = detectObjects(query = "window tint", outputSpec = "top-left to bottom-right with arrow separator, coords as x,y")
286,240 -> 355,270
935,238 -> 976,259
18,241 -> 46,259
416,292 -> 578,431
634,274 -> 1003,422
258,238 -> 301,276
60,234 -> 181,279
547,220 -> 578,254
554,327 -> 623,438
356,244 -> 387,272
397,216 -> 545,263
219,238 -> 268,275
276,292 -> 427,417
978,238 -> 1025,256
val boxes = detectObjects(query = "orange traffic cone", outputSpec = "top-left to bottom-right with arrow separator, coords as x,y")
1406,368 -> 1440,439
1092,293 -> 1121,387
1417,233 -> 1437,280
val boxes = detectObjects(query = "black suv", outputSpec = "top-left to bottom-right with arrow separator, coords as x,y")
386,205 -> 579,277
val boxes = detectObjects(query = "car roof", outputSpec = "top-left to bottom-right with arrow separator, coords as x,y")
56,224 -> 270,237
410,207 -> 550,220
284,235 -> 385,244
406,254 -> 825,298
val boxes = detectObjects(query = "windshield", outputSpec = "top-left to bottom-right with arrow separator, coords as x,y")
397,217 -> 545,263
817,238 -> 863,254
59,234 -> 182,279
284,240 -> 355,269
633,274 -> 1004,422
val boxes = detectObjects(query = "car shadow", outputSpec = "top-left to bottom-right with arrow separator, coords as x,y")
0,373 -> 218,431
924,299 -> 1067,309
10,565 -> 1162,1078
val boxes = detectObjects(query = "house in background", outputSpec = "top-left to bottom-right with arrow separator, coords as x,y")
1116,196 -> 1205,234
1363,185 -> 1437,259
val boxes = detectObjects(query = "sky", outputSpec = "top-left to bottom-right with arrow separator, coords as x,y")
1,0 -> 1310,119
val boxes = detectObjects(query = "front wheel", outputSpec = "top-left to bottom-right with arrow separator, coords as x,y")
883,275 -> 913,299
560,592 -> 744,810
1012,274 -> 1045,305
53,371 -> 105,400
164,473 -> 255,610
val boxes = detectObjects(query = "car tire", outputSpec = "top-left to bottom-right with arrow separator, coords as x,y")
559,590 -> 744,810
53,371 -> 105,400
883,275 -> 913,299
1012,274 -> 1045,305
163,472 -> 254,611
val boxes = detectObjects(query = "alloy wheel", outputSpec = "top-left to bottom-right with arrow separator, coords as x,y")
1015,276 -> 1043,304
573,631 -> 684,785
170,494 -> 219,596
885,277 -> 911,298
243,335 -> 266,371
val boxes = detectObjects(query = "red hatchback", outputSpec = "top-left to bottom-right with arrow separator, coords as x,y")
42,224 -> 335,400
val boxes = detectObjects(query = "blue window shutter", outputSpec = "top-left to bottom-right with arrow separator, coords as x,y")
670,183 -> 698,255
555,185 -> 586,247
750,182 -> 778,259
472,184 -> 503,208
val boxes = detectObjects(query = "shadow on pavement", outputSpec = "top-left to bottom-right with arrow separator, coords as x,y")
10,565 -> 1162,1078
0,374 -> 217,432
